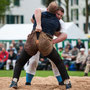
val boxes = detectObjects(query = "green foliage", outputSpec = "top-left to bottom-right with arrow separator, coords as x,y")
0,0 -> 10,15
41,0 -> 55,7
0,70 -> 90,77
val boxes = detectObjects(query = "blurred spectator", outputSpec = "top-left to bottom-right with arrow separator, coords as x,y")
0,43 -> 3,52
62,47 -> 73,69
16,44 -> 27,70
16,40 -> 24,51
76,39 -> 85,49
70,46 -> 79,61
58,47 -> 63,59
0,48 -> 9,70
19,40 -> 24,47
6,49 -> 17,70
65,41 -> 73,50
75,48 -> 87,71
84,49 -> 90,76
17,44 -> 24,59
11,40 -> 17,48
37,54 -> 51,70
7,44 -> 17,54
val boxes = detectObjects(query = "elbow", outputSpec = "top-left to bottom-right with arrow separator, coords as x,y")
62,33 -> 67,40
64,33 -> 67,39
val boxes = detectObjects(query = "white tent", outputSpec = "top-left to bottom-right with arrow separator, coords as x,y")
0,24 -> 33,41
0,23 -> 88,53
64,22 -> 88,39
55,22 -> 88,54
0,23 -> 88,41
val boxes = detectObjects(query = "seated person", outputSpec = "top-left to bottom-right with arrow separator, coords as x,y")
70,46 -> 79,61
17,44 -> 24,58
7,44 -> 17,54
0,47 -> 8,69
58,47 -> 63,59
62,47 -> 74,69
37,55 -> 51,70
6,49 -> 17,70
84,49 -> 90,76
0,43 -> 3,52
76,48 -> 87,71
76,39 -> 85,50
64,41 -> 73,50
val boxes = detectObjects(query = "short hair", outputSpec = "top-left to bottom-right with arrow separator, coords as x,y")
47,1 -> 58,14
58,6 -> 64,13
74,46 -> 77,48
59,47 -> 63,50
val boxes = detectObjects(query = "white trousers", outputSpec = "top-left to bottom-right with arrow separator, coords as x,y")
6,59 -> 16,70
84,64 -> 90,73
26,51 -> 60,76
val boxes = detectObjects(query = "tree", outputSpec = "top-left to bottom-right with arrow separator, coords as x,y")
64,0 -> 69,22
85,0 -> 89,33
57,0 -> 61,6
0,0 -> 10,15
41,0 -> 55,7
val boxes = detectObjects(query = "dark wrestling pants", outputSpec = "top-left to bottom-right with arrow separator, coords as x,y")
13,48 -> 69,81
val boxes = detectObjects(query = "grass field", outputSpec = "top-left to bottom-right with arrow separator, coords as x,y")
0,70 -> 90,77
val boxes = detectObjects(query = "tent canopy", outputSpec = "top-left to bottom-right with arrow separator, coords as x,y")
0,22 -> 88,41
64,22 -> 88,40
0,24 -> 33,41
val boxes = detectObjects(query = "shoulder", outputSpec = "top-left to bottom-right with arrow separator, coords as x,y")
60,19 -> 65,23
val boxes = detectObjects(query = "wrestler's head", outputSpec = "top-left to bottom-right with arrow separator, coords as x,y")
56,6 -> 64,20
47,1 -> 58,14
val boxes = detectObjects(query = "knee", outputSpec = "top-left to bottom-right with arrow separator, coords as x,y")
31,60 -> 38,67
7,60 -> 11,64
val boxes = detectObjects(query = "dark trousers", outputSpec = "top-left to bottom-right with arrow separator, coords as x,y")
76,63 -> 82,71
0,62 -> 6,69
46,48 -> 69,81
13,48 -> 69,81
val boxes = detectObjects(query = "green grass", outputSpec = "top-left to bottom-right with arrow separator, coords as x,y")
0,70 -> 90,77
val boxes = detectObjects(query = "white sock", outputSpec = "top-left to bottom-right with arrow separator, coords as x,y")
64,79 -> 69,84
13,78 -> 18,82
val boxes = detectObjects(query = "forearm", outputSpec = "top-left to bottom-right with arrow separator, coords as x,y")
53,32 -> 67,44
31,18 -> 34,23
35,8 -> 41,27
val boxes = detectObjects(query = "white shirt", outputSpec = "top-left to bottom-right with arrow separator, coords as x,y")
59,19 -> 66,33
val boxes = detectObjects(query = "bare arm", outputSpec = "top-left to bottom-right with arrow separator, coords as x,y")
31,18 -> 34,23
53,32 -> 67,44
34,8 -> 42,32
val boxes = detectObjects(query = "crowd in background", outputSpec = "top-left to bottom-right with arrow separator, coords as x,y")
0,39 -> 90,76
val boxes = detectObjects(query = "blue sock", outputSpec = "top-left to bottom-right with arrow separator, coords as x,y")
56,75 -> 63,83
26,73 -> 34,83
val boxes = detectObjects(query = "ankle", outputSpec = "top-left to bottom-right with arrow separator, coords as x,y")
13,78 -> 18,82
64,79 -> 69,84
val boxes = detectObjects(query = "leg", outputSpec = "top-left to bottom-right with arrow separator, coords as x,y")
49,60 -> 64,85
84,64 -> 90,76
6,59 -> 11,70
76,63 -> 81,71
0,62 -> 6,69
46,48 -> 71,89
13,49 -> 32,81
25,51 -> 40,85
26,51 -> 40,75
12,60 -> 16,70
10,49 -> 32,88
46,48 -> 69,81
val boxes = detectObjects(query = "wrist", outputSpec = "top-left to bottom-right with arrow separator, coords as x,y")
53,39 -> 56,44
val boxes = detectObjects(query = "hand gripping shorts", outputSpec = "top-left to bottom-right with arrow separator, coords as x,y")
24,31 -> 53,56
